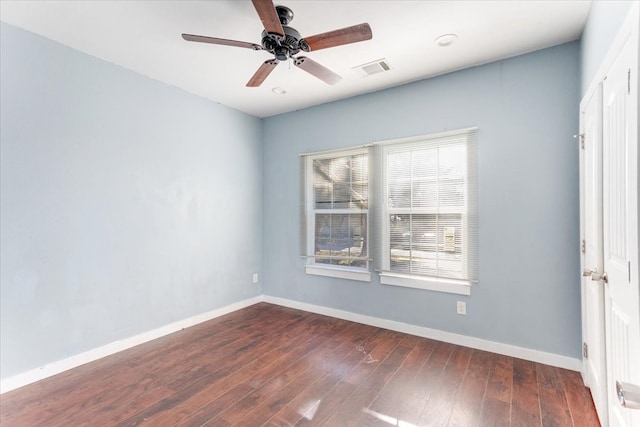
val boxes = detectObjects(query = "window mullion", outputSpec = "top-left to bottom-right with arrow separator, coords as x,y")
435,146 -> 440,276
409,151 -> 415,273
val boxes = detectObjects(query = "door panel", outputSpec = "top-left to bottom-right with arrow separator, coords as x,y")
580,84 -> 607,424
603,30 -> 639,427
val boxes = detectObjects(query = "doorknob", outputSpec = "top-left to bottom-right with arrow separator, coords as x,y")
617,381 -> 640,409
583,267 -> 597,277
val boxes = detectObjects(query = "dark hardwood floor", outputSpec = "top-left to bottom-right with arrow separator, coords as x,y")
0,303 -> 599,426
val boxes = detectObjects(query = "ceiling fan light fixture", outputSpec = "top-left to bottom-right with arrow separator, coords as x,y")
272,87 -> 286,95
435,33 -> 458,47
274,46 -> 289,61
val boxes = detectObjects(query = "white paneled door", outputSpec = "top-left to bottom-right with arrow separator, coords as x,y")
602,20 -> 639,427
580,83 -> 608,424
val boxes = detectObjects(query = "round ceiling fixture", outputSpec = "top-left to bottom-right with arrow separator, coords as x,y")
272,87 -> 286,95
435,33 -> 458,47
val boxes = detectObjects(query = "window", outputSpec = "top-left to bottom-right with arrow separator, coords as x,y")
301,128 -> 477,293
376,129 -> 478,295
302,149 -> 370,281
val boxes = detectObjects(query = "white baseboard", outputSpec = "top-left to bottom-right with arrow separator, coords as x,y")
0,295 -> 263,394
1,293 -> 581,394
263,295 -> 582,372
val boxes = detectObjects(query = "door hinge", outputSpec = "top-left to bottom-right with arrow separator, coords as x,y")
581,239 -> 586,253
579,133 -> 585,149
583,342 -> 589,358
630,261 -> 632,283
628,69 -> 631,94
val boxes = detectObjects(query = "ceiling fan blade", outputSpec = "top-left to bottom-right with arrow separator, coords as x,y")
182,34 -> 262,50
293,56 -> 342,85
251,0 -> 284,37
246,59 -> 279,87
304,23 -> 372,51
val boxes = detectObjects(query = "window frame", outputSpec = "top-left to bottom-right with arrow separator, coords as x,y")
304,148 -> 371,282
377,129 -> 476,295
300,128 -> 477,294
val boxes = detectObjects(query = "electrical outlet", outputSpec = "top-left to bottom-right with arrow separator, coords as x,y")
252,273 -> 258,284
456,301 -> 466,315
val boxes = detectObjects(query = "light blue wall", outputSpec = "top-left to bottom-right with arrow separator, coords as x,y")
262,42 -> 582,358
1,10 -> 593,381
0,23 -> 263,379
580,0 -> 633,94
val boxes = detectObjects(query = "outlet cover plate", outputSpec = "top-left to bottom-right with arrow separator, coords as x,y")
457,301 -> 466,315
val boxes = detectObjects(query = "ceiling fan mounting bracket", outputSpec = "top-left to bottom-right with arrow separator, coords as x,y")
275,5 -> 294,25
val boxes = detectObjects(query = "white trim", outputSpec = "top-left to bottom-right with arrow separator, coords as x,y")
263,295 -> 581,371
299,127 -> 479,157
373,126 -> 479,148
304,146 -> 369,161
379,272 -> 471,295
305,265 -> 371,282
300,144 -> 371,157
0,295 -> 263,394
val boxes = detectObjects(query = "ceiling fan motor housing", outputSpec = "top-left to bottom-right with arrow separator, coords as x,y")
261,25 -> 310,61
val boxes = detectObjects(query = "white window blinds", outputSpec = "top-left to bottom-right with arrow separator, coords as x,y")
373,128 -> 478,283
301,149 -> 369,269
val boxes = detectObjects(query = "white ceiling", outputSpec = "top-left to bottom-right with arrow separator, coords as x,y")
0,1 -> 591,118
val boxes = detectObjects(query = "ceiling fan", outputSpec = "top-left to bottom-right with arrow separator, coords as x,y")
181,0 -> 372,87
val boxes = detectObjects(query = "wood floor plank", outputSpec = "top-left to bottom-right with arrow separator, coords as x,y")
139,314 -> 348,427
364,337 -> 438,425
399,340 -> 457,425
0,304 -> 600,427
325,334 -> 417,426
264,324 -> 382,426
2,303 -> 285,420
510,358 -> 541,427
214,324 -> 355,425
417,345 -> 474,426
447,349 -> 494,427
485,354 -> 514,403
231,322 -> 380,426
479,397 -> 512,427
89,305 -> 311,426
294,329 -> 402,427
559,368 -> 600,427
204,316 -> 351,426
537,363 -> 574,426
8,305 -> 307,427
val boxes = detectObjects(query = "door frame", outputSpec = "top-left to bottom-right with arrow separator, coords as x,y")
580,3 -> 640,426
579,82 -> 607,423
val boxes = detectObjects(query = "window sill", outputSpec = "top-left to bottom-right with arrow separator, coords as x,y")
305,265 -> 371,282
379,272 -> 471,295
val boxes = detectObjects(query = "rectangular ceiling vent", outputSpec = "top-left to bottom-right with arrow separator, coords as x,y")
353,59 -> 391,77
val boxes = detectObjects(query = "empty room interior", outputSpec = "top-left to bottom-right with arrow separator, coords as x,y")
1,1 -> 639,426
